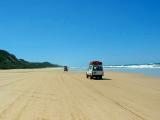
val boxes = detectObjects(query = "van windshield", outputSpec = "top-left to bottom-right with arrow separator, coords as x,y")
93,66 -> 103,71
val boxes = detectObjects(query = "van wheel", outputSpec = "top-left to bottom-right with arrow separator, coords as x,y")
90,76 -> 93,80
86,74 -> 89,78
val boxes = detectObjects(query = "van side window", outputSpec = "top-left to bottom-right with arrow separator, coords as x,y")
89,65 -> 92,70
93,66 -> 103,71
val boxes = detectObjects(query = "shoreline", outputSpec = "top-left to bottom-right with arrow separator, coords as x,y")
1,67 -> 159,79
0,67 -> 160,78
69,67 -> 160,78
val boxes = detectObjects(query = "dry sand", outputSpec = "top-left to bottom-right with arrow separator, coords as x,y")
0,68 -> 159,120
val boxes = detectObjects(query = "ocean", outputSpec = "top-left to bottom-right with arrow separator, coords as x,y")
105,68 -> 160,77
70,64 -> 160,77
104,64 -> 160,77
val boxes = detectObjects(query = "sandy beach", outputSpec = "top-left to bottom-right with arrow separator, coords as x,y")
0,68 -> 159,120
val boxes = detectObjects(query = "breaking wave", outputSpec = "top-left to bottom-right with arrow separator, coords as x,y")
104,64 -> 160,69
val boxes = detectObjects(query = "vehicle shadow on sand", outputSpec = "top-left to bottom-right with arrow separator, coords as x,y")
93,78 -> 112,80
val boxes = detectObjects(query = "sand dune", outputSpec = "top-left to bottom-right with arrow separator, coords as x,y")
0,68 -> 159,120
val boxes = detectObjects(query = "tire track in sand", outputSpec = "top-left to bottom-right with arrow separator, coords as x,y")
67,73 -> 147,120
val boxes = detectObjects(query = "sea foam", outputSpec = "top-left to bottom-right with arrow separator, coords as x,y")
104,64 -> 160,69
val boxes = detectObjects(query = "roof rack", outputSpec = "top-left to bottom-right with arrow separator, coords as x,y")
90,61 -> 102,65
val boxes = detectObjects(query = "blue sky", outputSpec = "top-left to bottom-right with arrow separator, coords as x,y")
0,0 -> 160,66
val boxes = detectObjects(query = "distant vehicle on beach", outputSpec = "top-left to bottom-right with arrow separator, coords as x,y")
64,66 -> 68,72
86,61 -> 104,79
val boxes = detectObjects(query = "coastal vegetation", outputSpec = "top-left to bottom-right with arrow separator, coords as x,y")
0,49 -> 61,69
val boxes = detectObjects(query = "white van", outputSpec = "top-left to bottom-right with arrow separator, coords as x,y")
86,61 -> 104,79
